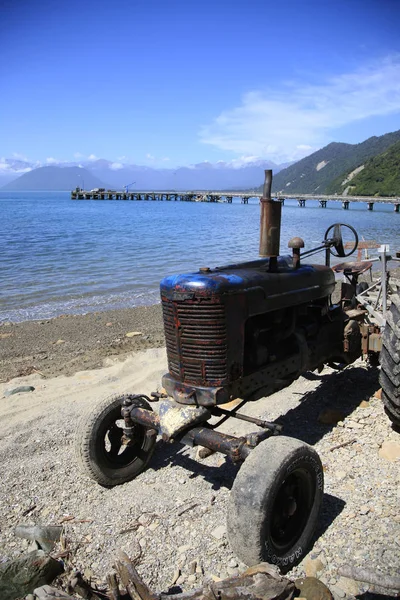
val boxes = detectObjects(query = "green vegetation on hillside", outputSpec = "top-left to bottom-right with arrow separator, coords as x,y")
329,140 -> 400,197
267,130 -> 400,195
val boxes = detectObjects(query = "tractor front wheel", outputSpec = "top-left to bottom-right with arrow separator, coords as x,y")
227,436 -> 323,573
380,293 -> 400,427
75,393 -> 157,486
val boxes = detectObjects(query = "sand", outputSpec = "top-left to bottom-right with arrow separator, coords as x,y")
0,304 -> 165,382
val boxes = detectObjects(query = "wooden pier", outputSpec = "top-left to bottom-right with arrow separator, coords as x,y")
70,188 -> 400,211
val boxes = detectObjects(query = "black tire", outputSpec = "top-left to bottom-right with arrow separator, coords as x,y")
380,294 -> 400,427
75,393 -> 157,486
227,436 -> 323,573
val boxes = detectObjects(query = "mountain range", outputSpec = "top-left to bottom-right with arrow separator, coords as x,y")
2,128 -> 400,194
0,158 -> 287,191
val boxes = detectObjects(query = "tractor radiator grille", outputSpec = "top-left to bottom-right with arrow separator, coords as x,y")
162,298 -> 228,385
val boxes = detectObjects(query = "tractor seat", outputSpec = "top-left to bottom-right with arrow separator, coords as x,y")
332,260 -> 373,276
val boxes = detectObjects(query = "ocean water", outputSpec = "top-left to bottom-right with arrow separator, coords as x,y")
1,191 -> 399,323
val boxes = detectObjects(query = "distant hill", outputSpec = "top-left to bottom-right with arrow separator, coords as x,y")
0,159 -> 285,191
1,166 -> 109,191
330,140 -> 400,197
269,130 -> 400,194
82,159 -> 282,190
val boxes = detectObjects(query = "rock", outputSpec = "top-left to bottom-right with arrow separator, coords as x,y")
336,576 -> 362,596
106,322 -> 113,327
4,386 -> 35,397
55,339 -> 65,345
346,421 -> 363,429
378,440 -> 400,461
189,560 -> 197,574
359,400 -> 370,408
227,567 -> 239,577
126,331 -> 142,338
171,569 -> 180,585
228,558 -> 238,569
358,505 -> 370,515
0,332 -> 12,339
329,584 -> 346,598
318,409 -> 345,425
304,557 -> 325,578
15,524 -> 63,552
34,586 -> 74,599
295,577 -> 333,600
0,550 -> 64,600
374,388 -> 382,400
211,525 -> 226,540
187,574 -> 197,584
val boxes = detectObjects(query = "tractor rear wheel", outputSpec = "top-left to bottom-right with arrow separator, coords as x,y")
380,294 -> 400,427
227,436 -> 323,573
75,393 -> 157,486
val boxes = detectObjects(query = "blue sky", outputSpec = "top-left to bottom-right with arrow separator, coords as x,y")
1,0 -> 400,168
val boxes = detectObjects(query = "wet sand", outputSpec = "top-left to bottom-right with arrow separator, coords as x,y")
0,304 -> 165,381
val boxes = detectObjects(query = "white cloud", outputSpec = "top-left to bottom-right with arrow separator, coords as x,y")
74,152 -> 83,159
0,157 -> 32,173
110,162 -> 124,170
12,152 -> 29,161
46,157 -> 58,164
200,55 -> 400,163
146,153 -> 155,160
88,154 -> 98,161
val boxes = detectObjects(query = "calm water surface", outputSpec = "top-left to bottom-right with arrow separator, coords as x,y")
1,192 -> 399,322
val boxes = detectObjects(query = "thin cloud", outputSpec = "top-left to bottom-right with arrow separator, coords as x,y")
12,152 -> 29,161
200,55 -> 400,163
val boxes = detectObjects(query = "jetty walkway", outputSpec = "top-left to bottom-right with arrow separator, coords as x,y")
70,189 -> 400,211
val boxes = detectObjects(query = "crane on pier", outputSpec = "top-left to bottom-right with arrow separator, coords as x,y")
124,182 -> 136,193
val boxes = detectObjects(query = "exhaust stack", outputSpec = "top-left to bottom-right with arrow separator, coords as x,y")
259,170 -> 282,263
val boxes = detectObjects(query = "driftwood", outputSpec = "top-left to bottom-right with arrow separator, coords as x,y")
338,565 -> 400,592
33,554 -> 295,600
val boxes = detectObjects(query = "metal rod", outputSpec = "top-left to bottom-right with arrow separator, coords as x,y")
182,427 -> 252,461
213,407 -> 282,432
127,407 -> 160,429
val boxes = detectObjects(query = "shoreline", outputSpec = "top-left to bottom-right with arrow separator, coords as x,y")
2,264 -> 399,383
0,303 -> 165,382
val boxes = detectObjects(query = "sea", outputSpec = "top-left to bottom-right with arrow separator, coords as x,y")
1,191 -> 399,323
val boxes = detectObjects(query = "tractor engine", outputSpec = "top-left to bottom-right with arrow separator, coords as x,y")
160,256 -> 361,407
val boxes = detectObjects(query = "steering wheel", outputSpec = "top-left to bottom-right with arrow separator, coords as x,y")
324,223 -> 358,258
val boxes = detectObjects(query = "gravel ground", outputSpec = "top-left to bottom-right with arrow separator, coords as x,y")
0,350 -> 399,599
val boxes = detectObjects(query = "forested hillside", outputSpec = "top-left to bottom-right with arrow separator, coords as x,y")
331,140 -> 400,196
268,130 -> 400,194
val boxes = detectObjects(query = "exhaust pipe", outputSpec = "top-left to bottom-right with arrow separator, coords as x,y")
259,170 -> 282,266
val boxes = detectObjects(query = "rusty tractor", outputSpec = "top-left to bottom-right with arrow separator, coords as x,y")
75,170 -> 399,572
